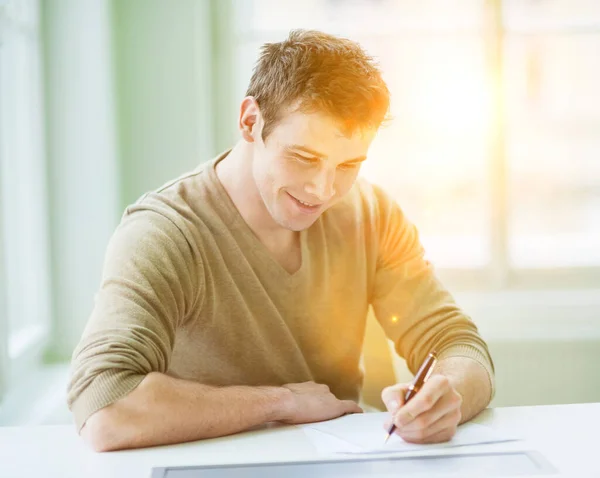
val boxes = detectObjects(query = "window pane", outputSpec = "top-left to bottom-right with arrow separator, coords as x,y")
505,33 -> 600,267
234,1 -> 490,268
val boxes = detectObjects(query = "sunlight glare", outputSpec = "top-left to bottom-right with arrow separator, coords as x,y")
409,58 -> 491,136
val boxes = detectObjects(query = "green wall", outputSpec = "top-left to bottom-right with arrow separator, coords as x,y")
112,0 -> 236,209
113,0 -> 214,207
42,0 -> 235,359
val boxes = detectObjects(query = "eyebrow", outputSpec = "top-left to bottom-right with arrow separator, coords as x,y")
286,144 -> 367,164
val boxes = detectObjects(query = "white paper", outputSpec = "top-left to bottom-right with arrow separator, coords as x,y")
301,412 -> 518,455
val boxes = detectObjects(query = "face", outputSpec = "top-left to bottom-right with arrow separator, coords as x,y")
241,100 -> 376,232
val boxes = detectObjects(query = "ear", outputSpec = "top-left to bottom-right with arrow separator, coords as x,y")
238,97 -> 262,143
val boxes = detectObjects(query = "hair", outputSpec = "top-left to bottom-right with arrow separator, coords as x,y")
246,29 -> 390,142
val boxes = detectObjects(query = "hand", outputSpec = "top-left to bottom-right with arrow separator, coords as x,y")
278,381 -> 363,425
381,375 -> 462,444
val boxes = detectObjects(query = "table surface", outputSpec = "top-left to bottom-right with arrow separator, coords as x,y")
1,402 -> 598,478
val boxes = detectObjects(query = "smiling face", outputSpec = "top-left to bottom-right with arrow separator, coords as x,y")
238,30 -> 389,234
247,104 -> 376,232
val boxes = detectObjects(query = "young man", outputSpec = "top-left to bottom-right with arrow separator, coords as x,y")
68,30 -> 494,452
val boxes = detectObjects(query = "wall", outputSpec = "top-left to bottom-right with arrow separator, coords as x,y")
112,0 -> 217,208
42,0 -> 120,360
42,0 -> 222,359
488,339 -> 600,407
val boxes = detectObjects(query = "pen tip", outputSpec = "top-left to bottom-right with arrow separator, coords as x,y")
384,433 -> 390,444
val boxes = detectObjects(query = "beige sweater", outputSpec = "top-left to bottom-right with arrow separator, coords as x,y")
67,151 -> 494,431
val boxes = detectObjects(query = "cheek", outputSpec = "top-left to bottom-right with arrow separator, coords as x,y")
254,152 -> 280,188
334,169 -> 360,196
274,157 -> 310,187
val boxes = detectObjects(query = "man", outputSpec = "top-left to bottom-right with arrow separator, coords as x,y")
68,30 -> 494,452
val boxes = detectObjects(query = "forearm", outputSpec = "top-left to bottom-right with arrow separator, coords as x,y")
432,356 -> 493,423
82,372 -> 291,452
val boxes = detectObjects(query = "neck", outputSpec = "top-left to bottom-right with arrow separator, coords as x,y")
216,141 -> 297,248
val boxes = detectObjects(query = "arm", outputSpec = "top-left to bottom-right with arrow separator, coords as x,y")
368,185 -> 494,442
71,206 -> 360,452
82,373 -> 361,452
67,209 -> 196,434
380,356 -> 491,444
432,355 -> 492,423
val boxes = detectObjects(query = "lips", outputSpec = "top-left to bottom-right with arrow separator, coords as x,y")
287,192 -> 323,213
295,197 -> 320,207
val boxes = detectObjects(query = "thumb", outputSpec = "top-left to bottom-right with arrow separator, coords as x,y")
381,383 -> 410,414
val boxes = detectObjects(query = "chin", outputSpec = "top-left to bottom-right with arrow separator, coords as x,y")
278,218 -> 316,232
269,195 -> 330,231
274,212 -> 320,232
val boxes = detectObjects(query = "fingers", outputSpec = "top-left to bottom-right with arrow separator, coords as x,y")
421,427 -> 457,444
381,375 -> 462,444
280,381 -> 365,424
341,400 -> 363,415
399,410 -> 460,444
398,390 -> 461,433
315,384 -> 362,414
381,383 -> 409,414
383,409 -> 460,443
394,375 -> 453,428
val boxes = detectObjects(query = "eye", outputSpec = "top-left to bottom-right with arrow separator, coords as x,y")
338,162 -> 359,171
294,154 -> 319,165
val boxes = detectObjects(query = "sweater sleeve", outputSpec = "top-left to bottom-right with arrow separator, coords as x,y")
66,208 -> 202,431
368,185 -> 495,397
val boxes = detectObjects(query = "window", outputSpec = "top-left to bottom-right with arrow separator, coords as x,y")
232,0 -> 600,290
0,0 -> 51,398
504,0 -> 600,269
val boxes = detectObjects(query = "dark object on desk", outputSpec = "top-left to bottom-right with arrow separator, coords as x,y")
150,450 -> 556,477
385,350 -> 438,443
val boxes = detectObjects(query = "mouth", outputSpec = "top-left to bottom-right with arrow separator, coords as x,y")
286,192 -> 323,214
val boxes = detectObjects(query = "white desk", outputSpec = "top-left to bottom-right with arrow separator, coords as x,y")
0,403 -> 598,478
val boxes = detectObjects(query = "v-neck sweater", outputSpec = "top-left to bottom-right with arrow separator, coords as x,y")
67,151 -> 494,431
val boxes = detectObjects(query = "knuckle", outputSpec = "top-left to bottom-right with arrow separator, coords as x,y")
429,375 -> 448,390
382,385 -> 393,395
381,387 -> 396,401
382,385 -> 403,399
421,394 -> 435,409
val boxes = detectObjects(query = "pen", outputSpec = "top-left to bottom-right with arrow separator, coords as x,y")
384,350 -> 438,443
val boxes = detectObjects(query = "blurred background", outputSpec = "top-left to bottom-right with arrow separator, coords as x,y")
0,0 -> 598,426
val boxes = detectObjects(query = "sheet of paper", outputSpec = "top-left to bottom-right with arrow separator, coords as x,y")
301,412 -> 518,455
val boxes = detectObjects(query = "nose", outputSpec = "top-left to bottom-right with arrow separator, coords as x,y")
305,166 -> 336,203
